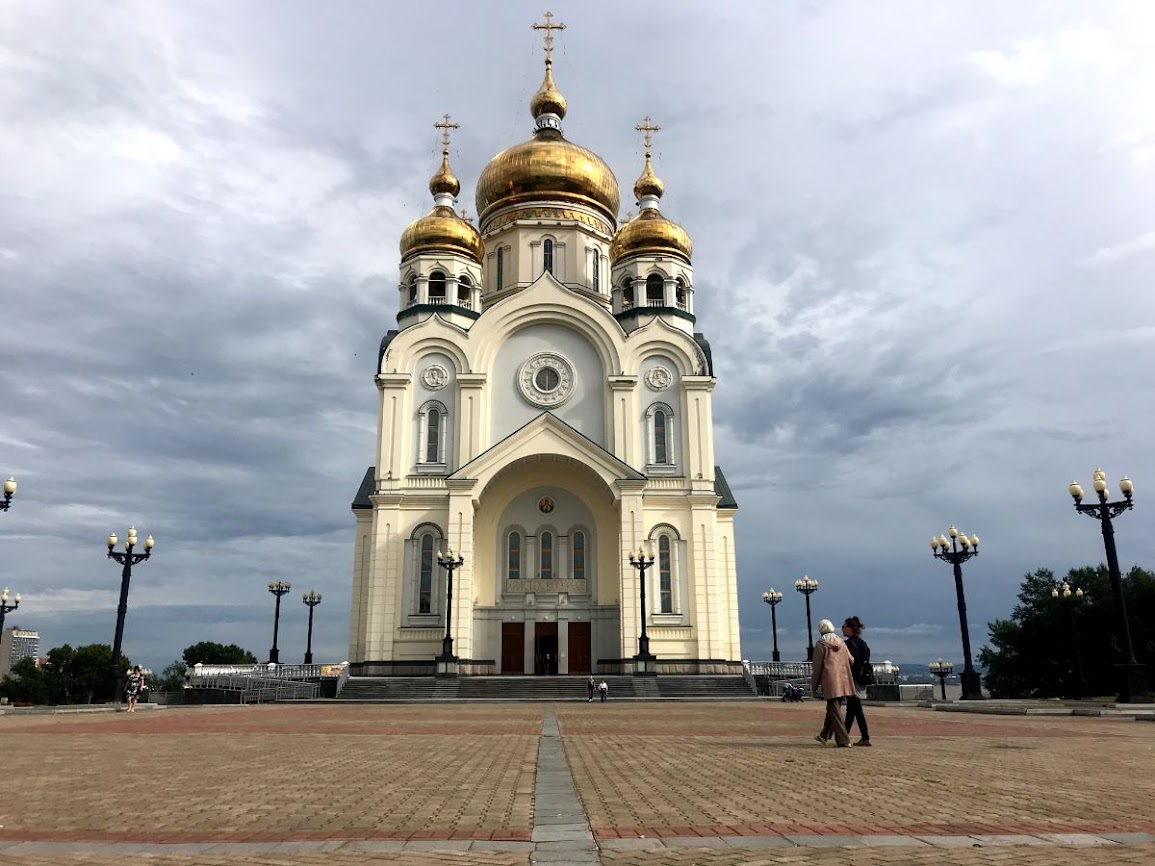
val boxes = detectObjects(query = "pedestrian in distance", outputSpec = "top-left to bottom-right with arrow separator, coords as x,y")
598,679 -> 608,702
811,619 -> 855,747
124,665 -> 145,713
587,675 -> 596,702
842,616 -> 872,747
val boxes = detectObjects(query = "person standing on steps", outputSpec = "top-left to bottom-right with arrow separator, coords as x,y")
810,619 -> 854,747
842,616 -> 872,747
598,679 -> 608,702
587,675 -> 596,702
124,665 -> 145,713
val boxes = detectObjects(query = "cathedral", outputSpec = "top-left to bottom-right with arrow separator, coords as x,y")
347,17 -> 741,677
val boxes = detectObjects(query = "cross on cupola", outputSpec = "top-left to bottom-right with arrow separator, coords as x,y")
428,113 -> 461,201
434,113 -> 459,153
532,11 -> 566,63
636,115 -> 661,156
633,116 -> 665,206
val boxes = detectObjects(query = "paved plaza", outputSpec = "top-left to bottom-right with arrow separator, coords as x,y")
1,701 -> 1154,864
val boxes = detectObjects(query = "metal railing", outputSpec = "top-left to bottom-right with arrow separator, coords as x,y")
188,663 -> 325,680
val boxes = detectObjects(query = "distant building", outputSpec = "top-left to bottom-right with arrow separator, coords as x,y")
0,626 -> 40,678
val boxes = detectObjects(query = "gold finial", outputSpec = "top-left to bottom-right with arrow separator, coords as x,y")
633,115 -> 664,202
429,113 -> 461,198
532,11 -> 566,64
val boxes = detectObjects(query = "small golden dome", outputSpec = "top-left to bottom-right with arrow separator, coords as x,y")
399,205 -> 483,263
611,209 -> 692,263
530,62 -> 567,121
476,131 -> 620,227
633,154 -> 664,201
429,151 -> 459,198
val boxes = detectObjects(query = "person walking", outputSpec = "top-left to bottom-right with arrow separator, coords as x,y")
810,619 -> 854,747
124,665 -> 145,713
587,675 -> 596,702
842,616 -> 872,747
598,679 -> 608,702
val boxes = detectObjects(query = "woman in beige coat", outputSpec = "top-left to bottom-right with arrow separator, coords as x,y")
810,619 -> 855,747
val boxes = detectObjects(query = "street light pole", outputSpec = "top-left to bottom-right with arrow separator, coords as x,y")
1051,581 -> 1086,699
106,527 -> 154,703
794,576 -> 818,661
628,547 -> 658,674
931,527 -> 984,700
928,658 -> 953,700
267,580 -> 292,664
1,477 -> 15,512
1069,469 -> 1148,702
0,586 -> 20,633
302,590 -> 322,665
436,549 -> 464,675
761,589 -> 783,662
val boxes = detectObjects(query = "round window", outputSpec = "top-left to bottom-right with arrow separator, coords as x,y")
518,352 -> 575,408
534,367 -> 560,392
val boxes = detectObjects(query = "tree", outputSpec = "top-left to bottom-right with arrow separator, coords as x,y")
2,644 -> 129,705
154,659 -> 189,692
181,642 -> 257,666
0,656 -> 49,705
979,565 -> 1155,699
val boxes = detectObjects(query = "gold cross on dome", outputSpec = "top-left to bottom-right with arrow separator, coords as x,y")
434,113 -> 459,150
532,12 -> 566,62
636,116 -> 661,155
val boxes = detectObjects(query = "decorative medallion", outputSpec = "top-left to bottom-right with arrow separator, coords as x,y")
518,352 -> 575,408
421,364 -> 449,390
538,496 -> 555,513
645,365 -> 673,391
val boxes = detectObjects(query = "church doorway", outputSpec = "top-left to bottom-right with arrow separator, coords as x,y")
568,622 -> 591,673
501,623 -> 525,674
534,622 -> 558,675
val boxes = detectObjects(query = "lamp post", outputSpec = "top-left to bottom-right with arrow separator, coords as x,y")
266,580 -> 292,664
761,589 -> 783,662
794,576 -> 818,661
436,549 -> 464,675
1,477 -> 15,511
1051,581 -> 1086,699
1069,469 -> 1148,702
302,590 -> 322,665
107,527 -> 154,702
627,547 -> 658,674
931,527 -> 984,700
0,586 -> 20,633
928,658 -> 953,701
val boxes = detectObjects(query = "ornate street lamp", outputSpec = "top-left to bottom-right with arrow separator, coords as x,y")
931,527 -> 984,700
266,580 -> 292,664
761,589 -> 784,662
928,658 -> 953,701
794,576 -> 818,661
627,547 -> 658,674
107,527 -> 154,702
0,586 -> 20,633
1,477 -> 15,512
302,590 -> 322,665
1051,581 -> 1086,699
1069,470 -> 1148,702
436,549 -> 464,675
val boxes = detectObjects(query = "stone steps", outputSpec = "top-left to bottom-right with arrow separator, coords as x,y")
337,674 -> 756,702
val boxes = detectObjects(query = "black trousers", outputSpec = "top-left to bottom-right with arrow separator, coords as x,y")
845,694 -> 869,739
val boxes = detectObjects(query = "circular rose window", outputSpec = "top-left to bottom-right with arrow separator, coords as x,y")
518,352 -> 575,408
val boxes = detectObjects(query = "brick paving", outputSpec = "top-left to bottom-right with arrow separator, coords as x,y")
0,700 -> 1153,864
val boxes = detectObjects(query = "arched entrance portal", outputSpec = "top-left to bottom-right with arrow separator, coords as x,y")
470,456 -> 623,674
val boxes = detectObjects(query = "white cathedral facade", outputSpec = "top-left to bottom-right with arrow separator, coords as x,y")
347,26 -> 741,677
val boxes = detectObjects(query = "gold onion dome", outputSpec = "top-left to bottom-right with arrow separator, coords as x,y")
400,146 -> 482,263
611,153 -> 691,263
475,59 -> 620,227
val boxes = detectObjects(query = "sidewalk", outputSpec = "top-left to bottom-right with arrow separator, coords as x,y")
1,701 -> 1153,864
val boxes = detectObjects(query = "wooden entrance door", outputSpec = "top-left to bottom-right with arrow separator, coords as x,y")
501,623 -> 525,674
568,622 -> 592,673
534,622 -> 559,675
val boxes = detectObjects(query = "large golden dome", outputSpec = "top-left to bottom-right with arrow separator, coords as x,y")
611,209 -> 692,263
476,56 -> 619,228
400,148 -> 483,263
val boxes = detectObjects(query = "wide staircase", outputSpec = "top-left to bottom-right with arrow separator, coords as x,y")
338,674 -> 755,702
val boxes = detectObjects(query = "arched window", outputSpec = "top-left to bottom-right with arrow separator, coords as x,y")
543,239 -> 554,274
425,408 -> 441,463
507,530 -> 522,580
591,255 -> 600,293
622,278 -> 634,309
457,275 -> 471,307
496,248 -> 504,289
408,276 -> 418,307
417,400 -> 449,468
653,409 -> 669,464
540,530 -> 554,579
675,277 -> 686,309
658,535 -> 673,613
646,273 -> 664,306
429,271 -> 446,304
572,531 -> 586,580
418,532 -> 435,613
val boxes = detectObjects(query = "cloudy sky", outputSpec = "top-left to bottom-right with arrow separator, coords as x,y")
3,1 -> 1153,674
